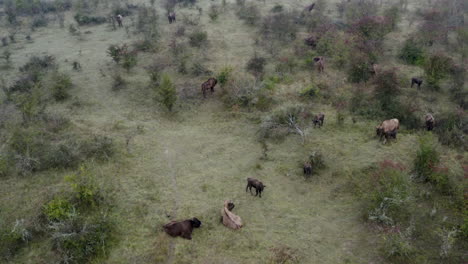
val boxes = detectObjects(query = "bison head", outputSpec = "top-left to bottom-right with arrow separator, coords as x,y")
190,218 -> 202,228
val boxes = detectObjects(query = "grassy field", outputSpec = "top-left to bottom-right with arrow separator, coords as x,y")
0,0 -> 466,263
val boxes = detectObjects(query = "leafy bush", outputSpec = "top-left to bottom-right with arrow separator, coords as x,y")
216,67 -> 232,87
414,135 -> 439,181
80,135 -> 114,161
65,167 -> 102,208
74,13 -> 107,26
434,111 -> 467,150
122,51 -> 138,72
399,38 -> 425,65
107,44 -> 128,64
271,4 -> 283,13
19,55 -> 56,73
373,69 -> 401,114
209,5 -> 220,21
43,197 -> 74,222
260,12 -> 298,43
51,72 -> 73,101
31,15 -> 48,29
111,74 -> 126,91
308,152 -> 326,172
236,3 -> 260,26
424,53 -> 454,91
50,214 -> 113,263
347,52 -> 373,83
246,54 -> 266,79
153,74 -> 177,112
259,104 -> 306,141
189,30 -> 208,48
382,232 -> 415,262
191,62 -> 212,76
0,220 -> 31,261
299,84 -> 320,99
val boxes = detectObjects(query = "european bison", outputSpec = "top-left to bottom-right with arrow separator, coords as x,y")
376,118 -> 400,144
304,35 -> 318,48
411,77 -> 423,89
303,162 -> 312,176
304,3 -> 315,12
425,113 -> 435,131
246,178 -> 266,198
314,57 -> 324,73
163,217 -> 201,240
116,14 -> 123,27
201,77 -> 218,98
313,112 -> 325,127
221,200 -> 243,230
168,12 -> 176,24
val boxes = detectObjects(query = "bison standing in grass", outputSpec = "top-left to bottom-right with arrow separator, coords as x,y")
163,217 -> 201,240
303,162 -> 312,176
168,12 -> 176,24
246,178 -> 266,198
425,113 -> 435,131
376,118 -> 400,144
313,112 -> 325,127
201,77 -> 218,98
411,77 -> 423,89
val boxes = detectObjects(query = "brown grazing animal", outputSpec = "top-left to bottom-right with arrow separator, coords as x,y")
303,162 -> 312,176
425,113 -> 435,131
168,12 -> 176,24
221,200 -> 243,230
201,77 -> 218,98
411,77 -> 423,89
313,112 -> 325,127
304,35 -> 318,47
163,218 -> 201,240
305,3 -> 315,12
314,57 -> 324,73
376,118 -> 400,144
116,14 -> 123,27
246,178 -> 266,198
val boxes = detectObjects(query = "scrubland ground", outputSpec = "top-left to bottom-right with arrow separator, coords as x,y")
0,0 -> 466,263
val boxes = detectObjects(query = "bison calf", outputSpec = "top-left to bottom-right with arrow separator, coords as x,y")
163,217 -> 201,240
411,77 -> 423,89
425,113 -> 435,131
246,178 -> 266,198
168,12 -> 176,24
313,112 -> 325,127
303,162 -> 312,176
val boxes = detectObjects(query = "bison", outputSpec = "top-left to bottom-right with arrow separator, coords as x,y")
221,200 -> 243,230
163,217 -> 201,240
201,77 -> 218,98
116,14 -> 123,27
411,77 -> 423,89
425,113 -> 435,131
303,162 -> 312,176
168,12 -> 176,24
304,35 -> 318,47
376,118 -> 400,144
313,112 -> 325,127
304,3 -> 315,12
246,178 -> 266,198
313,57 -> 324,73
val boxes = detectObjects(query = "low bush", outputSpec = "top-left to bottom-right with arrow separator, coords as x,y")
216,67 -> 232,87
246,54 -> 266,79
399,38 -> 425,65
191,62 -> 212,76
153,74 -> 177,112
74,13 -> 107,26
189,30 -> 208,48
43,197 -> 75,222
382,232 -> 415,263
259,104 -> 306,142
423,53 -> 454,91
0,220 -> 32,261
65,167 -> 103,208
414,135 -> 439,181
51,72 -> 73,101
111,74 -> 126,91
236,3 -> 260,26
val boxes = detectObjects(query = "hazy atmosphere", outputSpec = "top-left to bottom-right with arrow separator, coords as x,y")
0,0 -> 466,263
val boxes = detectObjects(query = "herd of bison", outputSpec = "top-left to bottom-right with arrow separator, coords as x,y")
163,77 -> 436,240
111,4 -> 440,241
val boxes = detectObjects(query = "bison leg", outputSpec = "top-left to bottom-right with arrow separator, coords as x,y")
258,190 -> 262,198
246,184 -> 249,193
181,232 -> 192,240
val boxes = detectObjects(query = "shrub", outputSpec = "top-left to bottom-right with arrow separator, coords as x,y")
189,30 -> 208,48
260,12 -> 298,43
52,72 -> 73,101
209,5 -> 220,21
154,74 -> 177,112
347,52 -> 373,83
308,152 -> 326,172
111,74 -> 126,91
65,167 -> 102,208
50,214 -> 113,263
216,67 -> 232,87
80,135 -> 114,161
191,62 -> 212,76
19,55 -> 56,73
414,135 -> 439,181
122,51 -> 138,72
424,53 -> 454,91
373,69 -> 401,114
383,6 -> 400,31
74,13 -> 107,26
246,54 -> 266,79
107,44 -> 128,64
399,39 -> 425,65
259,104 -> 306,142
0,220 -> 31,260
271,4 -> 283,13
434,111 -> 467,150
43,197 -> 75,222
382,232 -> 415,262
299,84 -> 320,99
236,3 -> 260,26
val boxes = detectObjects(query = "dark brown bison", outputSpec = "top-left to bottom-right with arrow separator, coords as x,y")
304,3 -> 315,12
163,217 -> 201,240
246,178 -> 266,198
411,77 -> 423,89
313,112 -> 325,127
303,162 -> 312,176
304,35 -> 318,47
313,57 -> 324,73
168,12 -> 176,24
116,14 -> 123,27
425,113 -> 435,131
201,77 -> 218,98
376,118 -> 400,144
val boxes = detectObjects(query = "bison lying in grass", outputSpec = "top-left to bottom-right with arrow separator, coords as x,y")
163,217 -> 201,240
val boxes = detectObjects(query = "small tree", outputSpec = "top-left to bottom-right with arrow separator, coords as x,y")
373,69 -> 401,115
246,54 -> 266,79
424,53 -> 453,91
399,38 -> 425,65
122,51 -> 137,72
52,72 -> 73,101
154,74 -> 177,111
